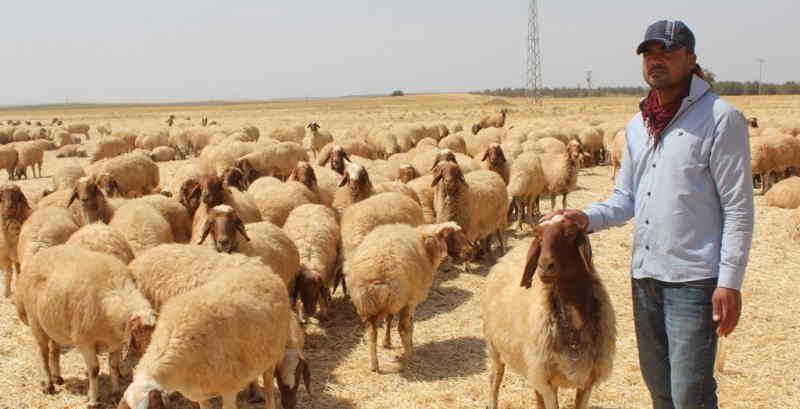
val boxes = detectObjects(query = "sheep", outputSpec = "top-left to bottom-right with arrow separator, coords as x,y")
117,263 -> 290,409
96,122 -> 113,137
347,222 -> 473,372
432,163 -> 509,264
397,164 -> 417,183
247,177 -> 318,227
85,151 -> 160,198
49,164 -> 85,192
66,223 -> 135,264
578,126 -> 605,164
16,207 -> 80,270
317,144 -> 352,175
287,161 -> 334,206
473,108 -> 508,134
763,176 -> 800,209
541,151 -> 580,211
610,130 -> 626,181
188,174 -> 262,242
507,152 -> 546,230
366,130 -> 401,159
109,201 -> 174,255
276,311 -> 311,409
406,174 -> 437,224
136,194 -> 193,243
0,184 -> 32,298
269,124 -> 306,143
304,122 -> 334,158
236,141 -> 309,182
65,123 -> 91,140
13,141 -> 44,179
0,145 -> 18,180
374,181 -> 421,204
332,162 -> 375,217
481,215 -> 616,409
12,128 -> 31,142
438,133 -> 468,155
534,136 -> 568,155
197,205 -> 300,294
283,204 -> 341,321
135,130 -> 169,151
149,146 -> 177,162
67,176 -> 116,225
16,245 -> 156,407
480,143 -> 510,184
239,124 -> 260,141
465,128 -> 504,157
449,121 -> 464,133
55,144 -> 87,158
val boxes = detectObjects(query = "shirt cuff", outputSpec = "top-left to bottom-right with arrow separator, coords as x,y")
717,266 -> 744,291
583,208 -> 605,233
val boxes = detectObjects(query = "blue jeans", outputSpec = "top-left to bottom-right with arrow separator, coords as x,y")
632,277 -> 719,409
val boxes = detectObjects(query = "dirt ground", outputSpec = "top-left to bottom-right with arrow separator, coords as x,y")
0,94 -> 798,408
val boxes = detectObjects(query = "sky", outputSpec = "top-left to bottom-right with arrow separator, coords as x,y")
2,1 -> 798,105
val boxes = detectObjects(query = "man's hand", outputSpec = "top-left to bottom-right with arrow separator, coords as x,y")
540,209 -> 590,231
712,287 -> 742,337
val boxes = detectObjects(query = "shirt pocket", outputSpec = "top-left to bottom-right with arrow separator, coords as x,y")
665,129 -> 710,198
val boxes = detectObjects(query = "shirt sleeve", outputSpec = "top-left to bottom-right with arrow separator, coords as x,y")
709,109 -> 755,291
583,126 -> 636,232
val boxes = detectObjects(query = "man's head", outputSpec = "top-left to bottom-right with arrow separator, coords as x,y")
637,20 -> 697,90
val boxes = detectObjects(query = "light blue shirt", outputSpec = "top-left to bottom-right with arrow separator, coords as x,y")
584,75 -> 754,290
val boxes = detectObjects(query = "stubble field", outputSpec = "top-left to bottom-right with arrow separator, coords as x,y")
0,93 -> 798,409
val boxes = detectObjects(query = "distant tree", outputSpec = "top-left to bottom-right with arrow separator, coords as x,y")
702,68 -> 716,88
391,90 -> 405,97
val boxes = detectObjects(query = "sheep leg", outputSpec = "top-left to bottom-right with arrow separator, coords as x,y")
32,327 -> 55,394
383,314 -> 393,349
574,385 -> 594,409
486,343 -> 505,409
536,386 -> 558,409
247,380 -> 265,403
368,316 -> 380,372
496,230 -> 506,256
220,392 -> 239,409
199,400 -> 215,409
77,344 -> 101,407
48,340 -> 63,385
561,193 -> 568,210
261,366 -> 277,409
550,195 -> 556,212
108,350 -> 122,395
2,262 -> 11,298
396,306 -> 414,366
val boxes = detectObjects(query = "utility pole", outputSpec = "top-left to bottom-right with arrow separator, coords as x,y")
586,70 -> 592,95
526,0 -> 543,104
756,58 -> 765,95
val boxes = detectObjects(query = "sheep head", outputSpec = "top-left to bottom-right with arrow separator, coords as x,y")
118,377 -> 165,409
481,143 -> 506,168
307,122 -> 320,132
276,355 -> 312,409
234,158 -> 259,183
748,117 -> 759,128
420,222 -> 473,265
198,204 -> 250,253
430,149 -> 457,171
0,183 -> 31,224
320,145 -> 350,175
178,179 -> 202,217
471,123 -> 481,135
95,173 -> 122,198
69,177 -> 109,224
221,166 -> 249,191
294,267 -> 328,320
125,310 -> 158,359
431,161 -> 466,195
197,174 -> 226,208
288,161 -> 317,190
338,163 -> 372,193
397,164 -> 417,183
520,214 -> 594,288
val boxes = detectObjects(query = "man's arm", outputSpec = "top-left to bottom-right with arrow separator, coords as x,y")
709,110 -> 755,291
583,128 -> 636,232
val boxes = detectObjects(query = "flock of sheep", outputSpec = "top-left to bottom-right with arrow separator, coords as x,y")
0,107 -> 797,409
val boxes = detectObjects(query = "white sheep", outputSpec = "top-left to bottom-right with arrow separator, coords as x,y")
84,151 -> 160,198
763,176 -> 800,208
283,204 -> 341,321
88,135 -> 129,163
16,245 -> 156,407
13,141 -> 44,179
286,161 -> 337,207
51,164 -> 86,191
332,162 -> 376,217
118,264 -> 290,409
481,215 -> 616,409
341,192 -> 424,263
347,222 -> 473,372
304,122 -> 334,158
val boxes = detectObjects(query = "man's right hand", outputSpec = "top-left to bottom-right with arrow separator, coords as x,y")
539,209 -> 590,231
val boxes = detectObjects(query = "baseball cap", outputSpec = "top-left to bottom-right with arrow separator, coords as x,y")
636,20 -> 696,55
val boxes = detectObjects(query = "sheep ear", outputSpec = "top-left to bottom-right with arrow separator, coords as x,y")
342,151 -> 351,162
147,389 -> 164,409
236,217 -> 251,241
338,173 -> 349,187
309,169 -> 318,189
299,358 -> 311,395
576,232 -> 595,275
320,149 -> 332,166
457,171 -> 467,186
288,167 -> 298,181
498,149 -> 506,163
481,150 -> 489,162
198,218 -> 213,245
67,187 -> 78,207
520,236 -> 541,288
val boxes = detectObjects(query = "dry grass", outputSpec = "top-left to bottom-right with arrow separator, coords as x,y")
1,94 -> 799,408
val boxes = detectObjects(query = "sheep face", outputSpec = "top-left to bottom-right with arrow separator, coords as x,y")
397,165 -> 417,183
471,123 -> 481,135
198,205 -> 250,253
118,380 -> 164,409
481,144 -> 506,168
197,175 -> 226,208
338,163 -> 371,192
95,173 -> 122,198
437,223 -> 474,264
325,146 -> 350,175
125,310 -> 158,358
431,149 -> 457,171
307,122 -> 320,132
276,356 -> 311,409
294,267 -> 330,320
520,214 -> 593,288
69,178 -> 106,224
221,167 -> 248,191
288,161 -> 317,190
0,184 -> 31,223
179,179 -> 202,217
431,162 -> 466,195
235,158 -> 259,183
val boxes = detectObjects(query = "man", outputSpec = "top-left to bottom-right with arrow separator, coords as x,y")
552,21 -> 754,409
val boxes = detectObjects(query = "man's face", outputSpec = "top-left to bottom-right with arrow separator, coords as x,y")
641,42 -> 696,90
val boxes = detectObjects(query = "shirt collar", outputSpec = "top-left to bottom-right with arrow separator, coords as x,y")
638,74 -> 711,107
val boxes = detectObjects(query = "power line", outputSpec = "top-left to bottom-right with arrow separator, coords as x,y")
526,0 -> 542,104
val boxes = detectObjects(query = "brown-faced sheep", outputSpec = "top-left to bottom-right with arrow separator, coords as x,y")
332,162 -> 375,217
472,109 -> 508,134
0,184 -> 32,298
480,143 -> 510,184
236,141 -> 309,182
317,144 -> 351,175
304,122 -> 334,158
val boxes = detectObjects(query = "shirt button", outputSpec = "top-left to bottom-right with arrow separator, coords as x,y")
645,220 -> 649,224
679,131 -> 684,136
647,192 -> 651,196
652,163 -> 656,168
645,245 -> 650,250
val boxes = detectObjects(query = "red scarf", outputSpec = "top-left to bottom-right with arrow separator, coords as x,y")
640,64 -> 705,146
